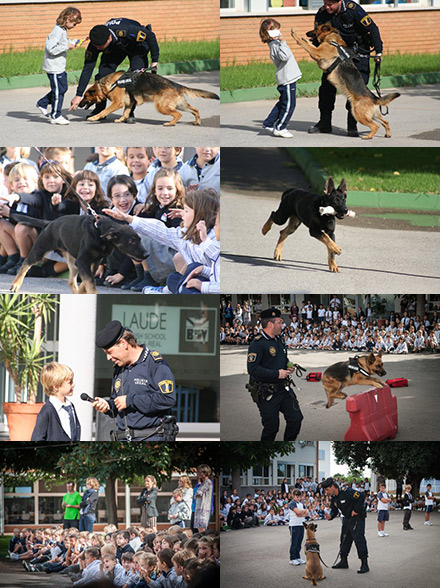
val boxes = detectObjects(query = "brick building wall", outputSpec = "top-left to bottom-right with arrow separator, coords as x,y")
221,10 -> 440,66
0,0 -> 219,53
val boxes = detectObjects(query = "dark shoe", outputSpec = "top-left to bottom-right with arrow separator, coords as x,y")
27,261 -> 57,278
347,111 -> 359,137
125,117 -> 136,124
0,254 -> 20,273
347,128 -> 359,137
357,558 -> 369,574
6,257 -> 25,275
121,265 -> 144,290
308,123 -> 332,134
332,556 -> 349,569
131,272 -> 159,291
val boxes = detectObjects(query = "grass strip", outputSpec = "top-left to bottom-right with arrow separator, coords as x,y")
0,39 -> 219,78
221,53 -> 440,91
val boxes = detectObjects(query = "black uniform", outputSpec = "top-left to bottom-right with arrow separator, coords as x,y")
106,345 -> 176,440
76,18 -> 160,96
247,331 -> 303,441
328,486 -> 368,560
314,0 -> 383,126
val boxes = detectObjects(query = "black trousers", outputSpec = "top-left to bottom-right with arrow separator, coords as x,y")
340,516 -> 368,559
258,388 -> 303,441
318,55 -> 370,118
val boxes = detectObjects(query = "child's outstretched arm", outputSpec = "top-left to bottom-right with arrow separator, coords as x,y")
102,208 -> 133,223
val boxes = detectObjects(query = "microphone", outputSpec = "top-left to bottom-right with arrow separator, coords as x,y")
80,393 -> 95,403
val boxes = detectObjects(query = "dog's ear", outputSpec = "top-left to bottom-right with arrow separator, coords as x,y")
100,227 -> 120,241
367,352 -> 376,364
324,177 -> 335,195
337,178 -> 347,196
377,349 -> 383,358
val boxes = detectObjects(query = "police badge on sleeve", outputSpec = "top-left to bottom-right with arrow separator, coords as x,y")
159,380 -> 174,394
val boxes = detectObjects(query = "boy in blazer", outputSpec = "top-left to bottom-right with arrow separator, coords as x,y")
31,362 -> 81,441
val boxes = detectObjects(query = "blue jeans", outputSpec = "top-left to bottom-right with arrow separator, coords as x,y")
79,514 -> 95,533
289,525 -> 304,560
263,82 -> 297,131
37,72 -> 68,119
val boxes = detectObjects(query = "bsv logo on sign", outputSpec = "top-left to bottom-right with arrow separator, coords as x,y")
185,317 -> 209,344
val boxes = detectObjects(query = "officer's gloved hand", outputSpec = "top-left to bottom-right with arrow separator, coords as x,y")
150,64 -> 158,74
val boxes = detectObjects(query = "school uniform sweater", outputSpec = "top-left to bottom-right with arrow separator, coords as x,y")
31,399 -> 81,441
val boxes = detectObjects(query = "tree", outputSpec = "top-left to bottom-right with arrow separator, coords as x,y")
333,442 -> 440,495
221,442 -> 295,493
0,442 -> 220,525
0,294 -> 58,402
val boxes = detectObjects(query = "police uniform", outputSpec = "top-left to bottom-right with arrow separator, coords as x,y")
247,308 -> 303,441
76,18 -> 160,97
322,478 -> 369,572
96,321 -> 176,441
312,0 -> 383,133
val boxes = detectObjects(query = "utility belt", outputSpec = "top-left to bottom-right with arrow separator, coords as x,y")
246,377 -> 299,406
111,416 -> 178,442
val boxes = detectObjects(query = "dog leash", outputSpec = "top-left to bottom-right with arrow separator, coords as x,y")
305,542 -> 330,568
372,61 -> 388,116
33,147 -> 99,221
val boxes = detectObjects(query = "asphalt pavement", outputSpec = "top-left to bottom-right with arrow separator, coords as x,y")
220,84 -> 440,146
0,557 -> 71,587
0,71 -> 220,146
220,347 -> 440,441
220,190 -> 440,294
221,511 -> 439,588
0,273 -> 143,294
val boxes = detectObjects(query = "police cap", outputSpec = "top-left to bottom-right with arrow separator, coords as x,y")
90,25 -> 111,46
321,477 -> 337,489
261,307 -> 281,320
96,320 -> 125,349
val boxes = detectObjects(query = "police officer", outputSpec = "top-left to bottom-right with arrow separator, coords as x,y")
247,308 -> 303,441
322,477 -> 369,574
308,0 -> 383,137
69,17 -> 159,119
93,320 -> 177,441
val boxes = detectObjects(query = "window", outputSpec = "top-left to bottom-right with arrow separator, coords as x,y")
277,463 -> 295,485
253,465 -> 270,486
221,0 -> 236,7
318,449 -> 326,461
299,465 -> 314,478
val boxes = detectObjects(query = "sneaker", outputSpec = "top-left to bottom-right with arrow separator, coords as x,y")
382,532 -> 389,536
273,128 -> 293,138
142,286 -> 165,294
10,552 -> 19,560
37,105 -> 49,117
426,521 -> 433,526
290,559 -> 301,565
297,559 -> 306,564
50,115 -> 70,125
378,531 -> 384,536
262,125 -> 274,132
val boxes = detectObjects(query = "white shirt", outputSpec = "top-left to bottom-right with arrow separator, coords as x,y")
49,396 -> 74,438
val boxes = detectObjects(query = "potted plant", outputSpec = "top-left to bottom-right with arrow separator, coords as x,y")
370,295 -> 387,327
0,294 -> 58,440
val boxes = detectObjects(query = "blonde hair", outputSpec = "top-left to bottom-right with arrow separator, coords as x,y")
8,162 -> 39,186
145,475 -> 157,486
183,189 -> 219,244
197,464 -> 212,477
40,363 -> 73,396
101,543 -> 117,557
86,477 -> 100,490
259,18 -> 281,43
179,475 -> 192,490
56,7 -> 82,27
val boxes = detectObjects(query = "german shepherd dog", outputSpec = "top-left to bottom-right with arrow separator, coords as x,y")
303,522 -> 326,586
323,350 -> 387,408
10,215 -> 146,294
262,177 -> 348,272
79,70 -> 219,125
290,24 -> 400,139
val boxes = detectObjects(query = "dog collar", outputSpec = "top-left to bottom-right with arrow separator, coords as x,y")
348,356 -> 371,378
305,543 -> 320,554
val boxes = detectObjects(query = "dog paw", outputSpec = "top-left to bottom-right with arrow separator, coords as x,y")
274,252 -> 283,261
329,263 -> 340,272
192,121 -> 201,126
114,119 -> 123,124
163,122 -> 176,126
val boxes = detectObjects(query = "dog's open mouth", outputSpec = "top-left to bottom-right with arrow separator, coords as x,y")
79,100 -> 92,109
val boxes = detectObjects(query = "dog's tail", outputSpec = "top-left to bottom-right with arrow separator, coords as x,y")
9,212 -> 51,229
182,87 -> 220,100
376,92 -> 400,106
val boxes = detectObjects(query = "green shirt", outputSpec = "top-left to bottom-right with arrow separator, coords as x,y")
62,491 -> 82,520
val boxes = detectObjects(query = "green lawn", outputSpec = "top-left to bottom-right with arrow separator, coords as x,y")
221,53 -> 440,91
304,148 -> 440,194
0,535 -> 11,556
0,39 -> 219,78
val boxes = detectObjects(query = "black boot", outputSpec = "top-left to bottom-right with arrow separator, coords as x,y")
308,113 -> 332,134
332,556 -> 348,569
121,264 -> 144,290
131,270 -> 159,292
347,111 -> 359,137
0,253 -> 20,273
86,100 -> 107,120
357,558 -> 369,574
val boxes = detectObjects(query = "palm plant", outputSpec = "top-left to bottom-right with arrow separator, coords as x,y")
0,294 -> 58,403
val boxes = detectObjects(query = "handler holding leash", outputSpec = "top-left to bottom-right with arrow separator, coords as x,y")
69,17 -> 159,119
247,307 -> 303,441
93,320 -> 177,441
322,477 -> 369,574
309,0 -> 383,137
